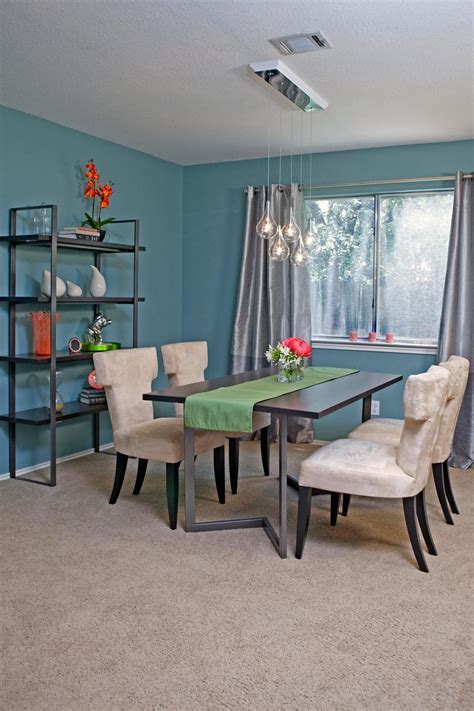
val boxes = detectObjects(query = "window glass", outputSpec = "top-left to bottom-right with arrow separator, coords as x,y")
306,191 -> 453,345
378,193 -> 453,343
307,197 -> 374,337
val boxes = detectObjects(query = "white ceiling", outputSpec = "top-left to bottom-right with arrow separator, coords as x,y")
1,0 -> 473,165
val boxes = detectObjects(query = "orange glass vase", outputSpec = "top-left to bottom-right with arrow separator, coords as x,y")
30,312 -> 60,356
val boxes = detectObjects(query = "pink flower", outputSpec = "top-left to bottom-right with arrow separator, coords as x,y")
281,337 -> 312,358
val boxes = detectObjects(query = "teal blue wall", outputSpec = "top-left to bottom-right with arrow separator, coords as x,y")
1,105 -> 473,471
0,107 -> 183,472
182,140 -> 473,438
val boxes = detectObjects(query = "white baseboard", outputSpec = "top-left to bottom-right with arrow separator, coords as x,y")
0,443 -> 114,481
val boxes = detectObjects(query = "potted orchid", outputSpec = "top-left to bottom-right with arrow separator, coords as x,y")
266,337 -> 312,383
82,160 -> 115,239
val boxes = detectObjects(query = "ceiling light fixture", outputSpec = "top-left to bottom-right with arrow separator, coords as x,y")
250,59 -> 328,112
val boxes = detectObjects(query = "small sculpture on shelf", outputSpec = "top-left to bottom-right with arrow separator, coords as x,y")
85,312 -> 112,345
89,265 -> 107,297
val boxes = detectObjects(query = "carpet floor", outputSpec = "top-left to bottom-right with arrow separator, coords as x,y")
1,442 -> 473,710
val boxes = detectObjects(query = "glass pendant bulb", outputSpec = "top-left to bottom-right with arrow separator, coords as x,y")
282,206 -> 301,243
303,219 -> 317,249
256,200 -> 278,239
268,226 -> 290,262
290,236 -> 309,267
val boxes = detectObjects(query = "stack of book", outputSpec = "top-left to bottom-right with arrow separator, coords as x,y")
80,387 -> 106,406
58,226 -> 101,241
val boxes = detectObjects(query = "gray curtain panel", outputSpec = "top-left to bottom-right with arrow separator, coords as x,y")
438,171 -> 473,469
231,183 -> 313,443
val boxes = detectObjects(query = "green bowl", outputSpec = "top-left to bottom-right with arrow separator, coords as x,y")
81,342 -> 121,352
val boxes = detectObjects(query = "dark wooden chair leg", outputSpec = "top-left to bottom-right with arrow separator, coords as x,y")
295,485 -> 313,559
415,489 -> 437,555
260,425 -> 271,476
213,445 -> 226,504
109,452 -> 128,504
342,494 -> 351,516
432,462 -> 454,525
403,496 -> 429,572
228,438 -> 239,495
330,492 -> 341,526
132,458 -> 148,496
443,459 -> 459,514
165,462 -> 180,529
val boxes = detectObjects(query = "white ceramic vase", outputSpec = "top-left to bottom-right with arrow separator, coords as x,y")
89,265 -> 107,297
41,270 -> 66,297
66,280 -> 82,297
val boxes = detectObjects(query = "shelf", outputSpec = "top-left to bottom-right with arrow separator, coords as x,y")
0,348 -> 134,364
0,400 -> 107,426
0,234 -> 145,253
0,297 -> 145,304
0,350 -> 95,364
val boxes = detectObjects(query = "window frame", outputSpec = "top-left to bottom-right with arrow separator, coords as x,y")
306,188 -> 453,353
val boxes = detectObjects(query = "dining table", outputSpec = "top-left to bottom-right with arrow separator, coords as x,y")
143,368 -> 403,558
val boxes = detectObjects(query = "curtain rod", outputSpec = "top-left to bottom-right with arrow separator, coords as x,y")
245,173 -> 471,194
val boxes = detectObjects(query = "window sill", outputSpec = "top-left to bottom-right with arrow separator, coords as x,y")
311,338 -> 437,356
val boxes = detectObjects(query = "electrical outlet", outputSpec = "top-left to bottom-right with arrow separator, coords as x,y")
371,400 -> 380,416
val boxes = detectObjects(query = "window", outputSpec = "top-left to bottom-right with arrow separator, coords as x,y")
306,191 -> 454,346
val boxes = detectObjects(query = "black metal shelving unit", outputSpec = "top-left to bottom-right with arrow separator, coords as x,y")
0,204 -> 145,487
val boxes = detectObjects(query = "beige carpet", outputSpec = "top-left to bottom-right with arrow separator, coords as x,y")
1,442 -> 473,710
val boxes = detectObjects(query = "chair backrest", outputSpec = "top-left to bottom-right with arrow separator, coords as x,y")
433,357 -> 470,462
93,347 -> 158,434
161,341 -> 208,416
396,366 -> 449,487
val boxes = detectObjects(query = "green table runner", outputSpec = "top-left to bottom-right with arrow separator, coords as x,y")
184,366 -> 358,433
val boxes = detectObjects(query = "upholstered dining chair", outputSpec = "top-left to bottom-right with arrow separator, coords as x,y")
93,347 -> 227,529
161,341 -> 272,495
295,366 -> 450,572
346,355 -> 469,525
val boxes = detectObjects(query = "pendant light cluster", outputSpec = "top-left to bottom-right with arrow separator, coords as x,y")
256,108 -> 316,267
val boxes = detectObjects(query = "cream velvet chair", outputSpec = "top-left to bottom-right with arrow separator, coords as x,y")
295,366 -> 450,572
346,355 -> 469,524
93,347 -> 227,529
161,341 -> 272,495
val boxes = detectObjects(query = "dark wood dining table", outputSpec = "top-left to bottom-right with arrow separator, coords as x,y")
144,369 -> 402,558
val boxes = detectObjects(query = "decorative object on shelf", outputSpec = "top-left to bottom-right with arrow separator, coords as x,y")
368,331 -> 377,342
82,159 -> 115,239
30,311 -> 60,356
266,336 -> 311,383
87,369 -> 103,390
66,280 -> 82,297
385,332 -> 394,344
41,269 -> 66,297
47,370 -> 65,412
67,336 -> 82,354
349,330 -> 358,342
85,312 -> 112,345
89,264 -> 107,297
59,226 -> 101,241
80,386 -> 106,405
81,341 -> 121,352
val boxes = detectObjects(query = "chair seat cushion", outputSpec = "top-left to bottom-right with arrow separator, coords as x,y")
115,417 -> 226,463
299,439 -> 420,498
224,411 -> 271,438
348,418 -> 403,446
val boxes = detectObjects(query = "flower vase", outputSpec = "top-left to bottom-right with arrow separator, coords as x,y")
277,362 -> 304,384
30,312 -> 60,356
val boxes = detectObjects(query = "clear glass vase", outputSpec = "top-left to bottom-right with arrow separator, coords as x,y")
277,362 -> 304,384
